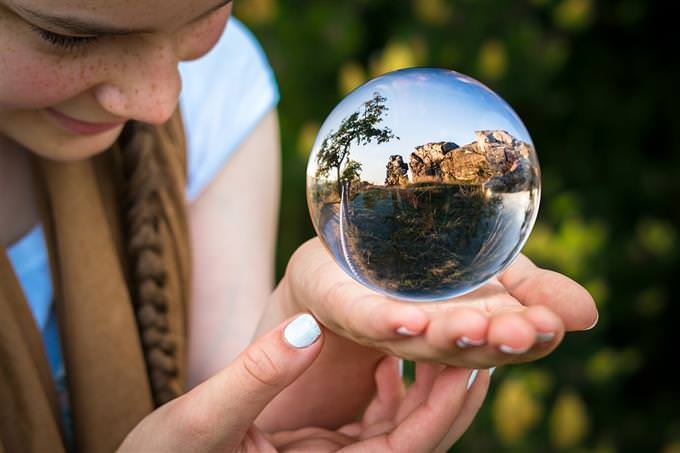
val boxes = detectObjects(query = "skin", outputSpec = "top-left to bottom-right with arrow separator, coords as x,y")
0,0 -> 599,450
119,316 -> 492,453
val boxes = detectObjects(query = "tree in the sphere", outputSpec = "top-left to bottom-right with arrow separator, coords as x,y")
315,92 -> 398,196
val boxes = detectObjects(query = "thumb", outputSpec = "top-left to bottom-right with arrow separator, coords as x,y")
188,313 -> 323,440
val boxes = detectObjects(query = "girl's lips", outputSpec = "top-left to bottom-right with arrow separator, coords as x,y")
45,108 -> 125,136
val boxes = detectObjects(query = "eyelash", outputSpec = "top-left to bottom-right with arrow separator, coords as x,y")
30,25 -> 99,51
28,2 -> 230,53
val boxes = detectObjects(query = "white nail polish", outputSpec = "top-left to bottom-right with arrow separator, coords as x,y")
466,369 -> 479,390
398,358 -> 404,377
284,314 -> 321,348
396,326 -> 418,336
489,367 -> 497,377
499,344 -> 530,354
536,332 -> 555,342
456,336 -> 486,348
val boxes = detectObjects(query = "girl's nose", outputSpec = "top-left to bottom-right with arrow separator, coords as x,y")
94,41 -> 182,125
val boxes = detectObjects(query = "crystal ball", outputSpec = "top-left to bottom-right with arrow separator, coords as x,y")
306,67 -> 541,301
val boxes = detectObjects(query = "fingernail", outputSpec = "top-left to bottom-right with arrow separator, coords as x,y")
466,369 -> 479,391
456,336 -> 486,348
398,359 -> 404,377
499,344 -> 530,354
284,313 -> 321,348
489,366 -> 497,377
584,312 -> 599,331
536,332 -> 555,343
396,326 -> 419,336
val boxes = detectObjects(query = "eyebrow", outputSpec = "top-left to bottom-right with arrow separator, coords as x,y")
14,0 -> 233,35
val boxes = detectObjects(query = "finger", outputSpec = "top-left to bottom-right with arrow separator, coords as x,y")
270,426 -> 355,451
288,238 -> 430,340
325,282 -> 430,340
434,368 -> 492,453
359,361 -> 445,440
521,304 -> 565,346
337,422 -> 362,437
425,307 -> 489,351
499,254 -> 598,331
242,426 -> 278,453
182,313 -> 323,447
487,311 -> 537,356
387,367 -> 474,452
362,355 -> 405,426
395,361 -> 446,424
428,307 -> 564,369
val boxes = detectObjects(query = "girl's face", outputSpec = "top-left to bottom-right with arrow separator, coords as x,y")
0,0 -> 232,161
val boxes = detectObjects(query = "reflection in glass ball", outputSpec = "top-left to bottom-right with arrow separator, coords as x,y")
306,68 -> 541,301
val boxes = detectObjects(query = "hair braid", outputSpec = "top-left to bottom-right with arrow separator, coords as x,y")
119,120 -> 181,406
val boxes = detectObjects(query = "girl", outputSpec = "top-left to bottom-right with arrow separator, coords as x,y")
0,0 -> 598,451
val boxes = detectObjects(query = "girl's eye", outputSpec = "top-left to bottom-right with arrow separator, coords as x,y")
30,25 -> 99,51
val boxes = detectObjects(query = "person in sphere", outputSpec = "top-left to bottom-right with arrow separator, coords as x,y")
0,0 -> 598,451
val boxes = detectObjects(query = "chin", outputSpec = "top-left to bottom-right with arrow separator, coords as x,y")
47,125 -> 125,162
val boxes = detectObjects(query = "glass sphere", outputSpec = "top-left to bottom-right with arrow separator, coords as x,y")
306,67 -> 541,302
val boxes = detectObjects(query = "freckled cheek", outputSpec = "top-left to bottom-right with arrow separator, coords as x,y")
0,51 -> 103,110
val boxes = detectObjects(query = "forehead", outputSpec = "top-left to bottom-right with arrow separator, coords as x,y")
8,0 -> 225,30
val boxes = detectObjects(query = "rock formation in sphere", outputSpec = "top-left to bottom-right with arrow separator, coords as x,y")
385,155 -> 410,186
406,130 -> 534,191
409,141 -> 459,183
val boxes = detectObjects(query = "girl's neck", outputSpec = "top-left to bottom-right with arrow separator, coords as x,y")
0,135 -> 40,249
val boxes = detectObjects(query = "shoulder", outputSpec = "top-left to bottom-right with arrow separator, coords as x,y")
178,17 -> 280,202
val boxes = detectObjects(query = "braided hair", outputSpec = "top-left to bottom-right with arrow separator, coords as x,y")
117,117 -> 186,406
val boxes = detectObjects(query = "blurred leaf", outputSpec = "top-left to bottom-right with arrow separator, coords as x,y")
235,0 -> 278,24
636,217 -> 677,258
584,278 -> 608,307
554,0 -> 594,30
338,61 -> 367,95
370,39 -> 421,77
585,348 -> 618,382
523,222 -> 554,259
548,191 -> 582,223
525,368 -> 555,396
541,37 -> 571,73
297,120 -> 320,160
549,390 -> 589,449
523,217 -> 606,279
662,441 -> 680,453
615,0 -> 646,26
412,0 -> 453,25
402,359 -> 415,386
591,444 -> 618,453
636,286 -> 667,318
586,347 -> 643,383
477,40 -> 508,81
492,377 -> 543,445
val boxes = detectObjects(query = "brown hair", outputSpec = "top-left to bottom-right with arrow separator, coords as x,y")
117,115 -> 187,406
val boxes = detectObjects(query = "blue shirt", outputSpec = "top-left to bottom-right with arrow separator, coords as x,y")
6,16 -> 279,448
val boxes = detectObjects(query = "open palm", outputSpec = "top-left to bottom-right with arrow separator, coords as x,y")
285,237 -> 598,369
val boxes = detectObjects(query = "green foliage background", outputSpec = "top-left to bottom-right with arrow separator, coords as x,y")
234,0 -> 679,451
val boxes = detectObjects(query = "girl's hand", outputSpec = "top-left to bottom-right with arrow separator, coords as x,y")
283,237 -> 598,369
118,313 -> 486,453
117,313 -> 324,453
269,355 -> 490,453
